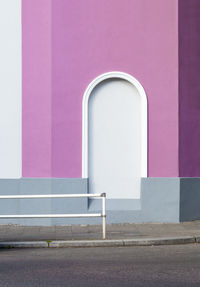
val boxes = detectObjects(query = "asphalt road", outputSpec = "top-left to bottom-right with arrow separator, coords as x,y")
0,244 -> 200,287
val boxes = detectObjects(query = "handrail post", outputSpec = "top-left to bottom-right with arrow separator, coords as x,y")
102,193 -> 106,239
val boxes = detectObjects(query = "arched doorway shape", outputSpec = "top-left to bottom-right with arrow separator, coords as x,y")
82,72 -> 147,199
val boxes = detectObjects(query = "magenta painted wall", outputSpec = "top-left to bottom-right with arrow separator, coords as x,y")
23,0 -> 179,178
22,0 -> 51,177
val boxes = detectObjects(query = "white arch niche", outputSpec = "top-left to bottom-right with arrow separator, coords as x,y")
82,72 -> 147,198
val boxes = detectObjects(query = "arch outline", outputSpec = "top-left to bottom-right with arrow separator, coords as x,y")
82,71 -> 147,178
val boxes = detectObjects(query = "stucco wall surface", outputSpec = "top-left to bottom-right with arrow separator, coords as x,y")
179,0 -> 200,177
0,0 -> 21,178
22,0 -> 179,178
22,0 -> 51,177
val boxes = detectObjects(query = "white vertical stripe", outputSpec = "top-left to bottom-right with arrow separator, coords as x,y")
0,0 -> 22,178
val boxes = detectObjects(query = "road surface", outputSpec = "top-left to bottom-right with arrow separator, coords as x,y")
0,244 -> 200,286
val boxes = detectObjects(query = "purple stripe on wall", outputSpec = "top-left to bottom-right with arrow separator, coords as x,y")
179,0 -> 200,177
22,0 -> 51,177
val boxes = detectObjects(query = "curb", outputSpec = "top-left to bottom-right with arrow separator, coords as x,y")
0,236 -> 197,248
0,241 -> 48,248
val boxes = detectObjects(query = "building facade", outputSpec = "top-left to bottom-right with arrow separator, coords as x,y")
0,0 -> 200,225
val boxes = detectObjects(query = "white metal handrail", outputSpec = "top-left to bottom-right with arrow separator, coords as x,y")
0,193 -> 106,239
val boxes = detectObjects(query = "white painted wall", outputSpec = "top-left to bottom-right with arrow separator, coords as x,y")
0,0 -> 22,178
88,79 -> 142,199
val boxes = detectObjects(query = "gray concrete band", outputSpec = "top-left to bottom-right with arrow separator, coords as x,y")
0,177 -> 199,225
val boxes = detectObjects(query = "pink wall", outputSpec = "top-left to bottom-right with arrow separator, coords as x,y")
22,0 -> 51,177
23,0 -> 179,178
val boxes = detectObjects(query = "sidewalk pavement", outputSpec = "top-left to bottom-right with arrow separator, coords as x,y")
0,221 -> 200,248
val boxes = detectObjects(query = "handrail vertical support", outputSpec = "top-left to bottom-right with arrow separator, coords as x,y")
102,193 -> 106,239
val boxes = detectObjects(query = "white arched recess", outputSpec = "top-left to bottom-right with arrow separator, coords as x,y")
82,72 -> 147,199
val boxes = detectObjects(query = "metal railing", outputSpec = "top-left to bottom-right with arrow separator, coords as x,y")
0,193 -> 106,239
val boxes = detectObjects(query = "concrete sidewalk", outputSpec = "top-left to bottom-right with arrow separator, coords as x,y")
0,221 -> 200,248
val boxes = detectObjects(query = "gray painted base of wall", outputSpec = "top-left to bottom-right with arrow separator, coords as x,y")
88,178 -> 180,223
0,178 -> 88,226
180,178 -> 200,222
0,177 -> 199,225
